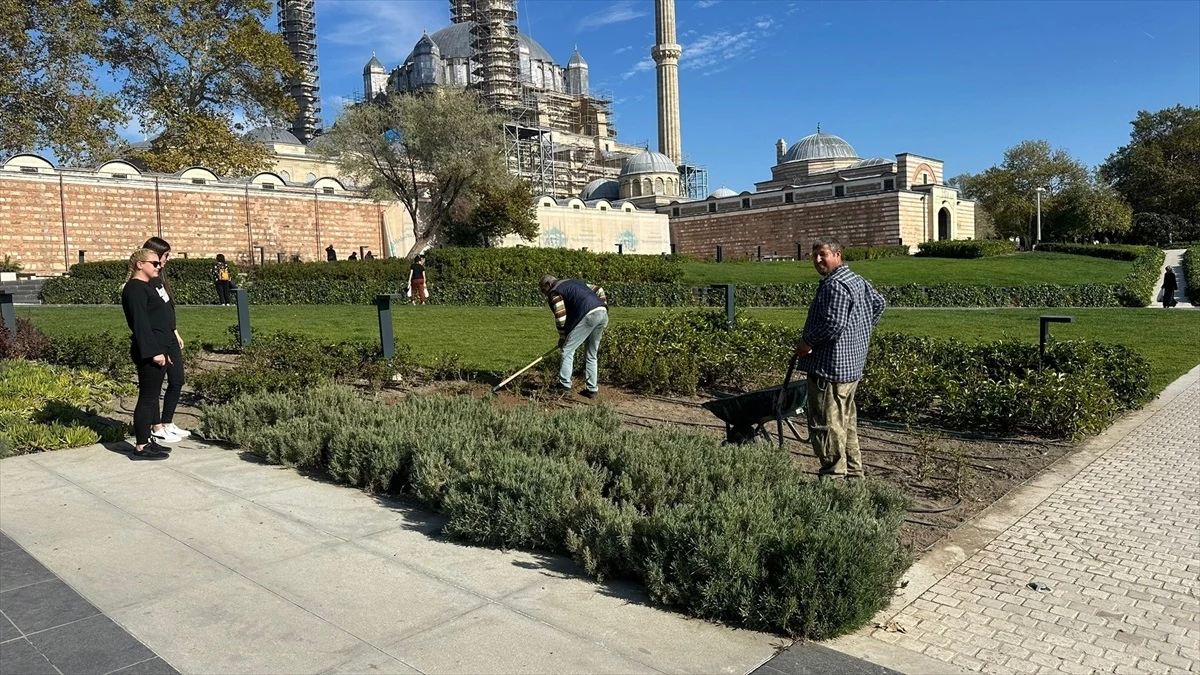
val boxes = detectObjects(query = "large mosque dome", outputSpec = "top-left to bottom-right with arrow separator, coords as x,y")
419,23 -> 555,63
620,150 -> 678,177
781,132 -> 858,163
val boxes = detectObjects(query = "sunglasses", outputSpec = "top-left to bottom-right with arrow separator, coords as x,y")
141,260 -> 163,268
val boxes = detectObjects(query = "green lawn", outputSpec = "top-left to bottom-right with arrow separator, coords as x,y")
680,252 -> 1131,286
18,305 -> 1199,393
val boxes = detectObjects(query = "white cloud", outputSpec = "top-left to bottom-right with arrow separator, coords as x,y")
577,1 -> 648,31
681,29 -> 754,69
621,58 -> 655,80
613,45 -> 635,55
755,17 -> 775,30
785,3 -> 802,15
697,0 -> 721,8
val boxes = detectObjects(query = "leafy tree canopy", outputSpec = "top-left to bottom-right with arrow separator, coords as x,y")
442,178 -> 539,247
319,89 -> 512,257
0,0 -> 127,164
1099,105 -> 1200,226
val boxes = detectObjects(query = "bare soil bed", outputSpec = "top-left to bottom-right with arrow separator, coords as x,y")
109,359 -> 1074,554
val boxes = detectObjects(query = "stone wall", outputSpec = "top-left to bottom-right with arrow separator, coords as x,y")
668,192 -> 907,259
1,168 -> 397,275
499,198 -> 671,254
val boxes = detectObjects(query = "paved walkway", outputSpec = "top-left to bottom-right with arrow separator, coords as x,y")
829,366 -> 1200,674
1153,249 -> 1194,309
0,438 -> 886,675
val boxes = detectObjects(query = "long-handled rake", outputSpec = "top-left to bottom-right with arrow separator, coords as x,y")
491,346 -> 560,394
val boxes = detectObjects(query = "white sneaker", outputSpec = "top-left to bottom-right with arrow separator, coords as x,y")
164,423 -> 191,438
151,427 -> 182,444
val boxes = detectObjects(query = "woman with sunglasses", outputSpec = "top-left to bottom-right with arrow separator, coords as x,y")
120,249 -> 173,459
141,237 -> 190,443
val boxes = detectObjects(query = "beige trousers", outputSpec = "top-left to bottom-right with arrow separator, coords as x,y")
806,375 -> 863,479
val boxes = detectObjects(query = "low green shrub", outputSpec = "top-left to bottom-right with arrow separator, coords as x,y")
0,360 -> 132,457
44,332 -> 133,380
1183,247 -> 1199,300
916,240 -> 1017,258
252,247 -> 684,284
191,331 -> 414,404
1031,244 -> 1163,307
202,386 -> 911,639
66,258 -> 241,284
39,277 -> 227,305
1,254 -> 21,273
841,245 -> 911,261
1035,243 -> 1144,261
600,311 -> 799,394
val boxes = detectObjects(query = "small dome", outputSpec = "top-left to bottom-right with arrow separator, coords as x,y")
709,187 -> 737,199
246,127 -> 303,145
580,178 -> 619,201
620,150 -> 677,177
413,32 -> 439,56
364,54 -> 385,73
850,157 -> 892,168
782,132 -> 858,163
568,48 -> 587,67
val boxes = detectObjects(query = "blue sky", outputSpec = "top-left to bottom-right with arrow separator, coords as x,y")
188,1 -> 1200,190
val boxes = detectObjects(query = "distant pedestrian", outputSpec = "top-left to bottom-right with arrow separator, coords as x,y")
539,275 -> 608,399
348,251 -> 358,261
1162,268 -> 1178,308
364,250 -> 375,260
795,239 -> 886,480
212,254 -> 232,306
121,248 -> 172,459
141,237 -> 189,445
407,254 -> 429,305
326,245 -> 337,261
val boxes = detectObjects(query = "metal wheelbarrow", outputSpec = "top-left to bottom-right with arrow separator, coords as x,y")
701,356 -> 808,447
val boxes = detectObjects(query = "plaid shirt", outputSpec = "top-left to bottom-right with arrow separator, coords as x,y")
797,264 -> 886,382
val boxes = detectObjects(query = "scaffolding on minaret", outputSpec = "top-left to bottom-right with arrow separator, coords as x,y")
278,0 -> 322,143
470,0 -> 520,113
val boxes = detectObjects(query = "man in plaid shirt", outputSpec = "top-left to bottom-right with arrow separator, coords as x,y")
795,239 -> 886,479
540,275 -> 609,399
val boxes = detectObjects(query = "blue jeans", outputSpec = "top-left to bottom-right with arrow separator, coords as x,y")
559,309 -> 609,391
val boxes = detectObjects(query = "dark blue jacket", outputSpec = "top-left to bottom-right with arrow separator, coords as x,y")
549,279 -> 606,335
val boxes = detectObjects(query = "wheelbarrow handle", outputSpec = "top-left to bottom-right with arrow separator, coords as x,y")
492,345 -> 560,393
775,352 -> 798,415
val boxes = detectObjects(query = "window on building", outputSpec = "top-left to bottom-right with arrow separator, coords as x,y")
112,173 -> 128,180
19,167 -> 38,174
708,202 -> 717,213
784,192 -> 794,204
884,179 -> 895,191
672,207 -> 680,217
191,178 -> 206,185
741,198 -> 751,209
322,187 -> 334,194
573,204 -> 581,209
261,183 -> 275,190
922,174 -> 930,185
834,185 -> 845,197
599,205 -> 607,211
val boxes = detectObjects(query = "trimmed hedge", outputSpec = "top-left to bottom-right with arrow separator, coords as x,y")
66,258 -> 241,284
254,248 -> 684,284
915,240 -> 1017,258
202,386 -> 910,639
837,245 -> 911,261
39,277 -> 224,306
1183,247 -> 1199,301
1037,243 -> 1164,307
607,310 -> 1151,439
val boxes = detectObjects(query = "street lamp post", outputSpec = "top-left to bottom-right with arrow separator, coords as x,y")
1035,186 -> 1046,247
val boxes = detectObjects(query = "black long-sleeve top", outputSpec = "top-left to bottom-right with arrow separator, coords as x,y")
122,279 -> 177,361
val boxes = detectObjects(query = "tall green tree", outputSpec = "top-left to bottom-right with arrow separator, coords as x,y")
0,0 -> 127,164
442,178 -> 539,247
318,90 -> 512,256
1099,105 -> 1200,226
99,0 -> 299,176
958,140 -> 1127,242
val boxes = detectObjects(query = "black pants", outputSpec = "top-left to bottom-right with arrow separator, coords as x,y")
134,358 -> 167,445
155,341 -> 185,426
215,280 -> 230,305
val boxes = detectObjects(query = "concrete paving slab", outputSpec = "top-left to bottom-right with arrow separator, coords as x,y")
0,549 -> 56,592
110,573 -> 364,675
356,527 -> 569,600
385,602 -> 661,674
166,452 -> 315,498
109,656 -> 182,674
0,637 -> 58,674
246,540 -> 487,645
0,612 -> 20,643
320,643 -> 422,675
502,575 -> 779,674
84,465 -> 243,523
249,481 -> 442,541
0,481 -> 137,543
26,444 -> 165,485
156,499 -> 341,572
0,456 -> 73,499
